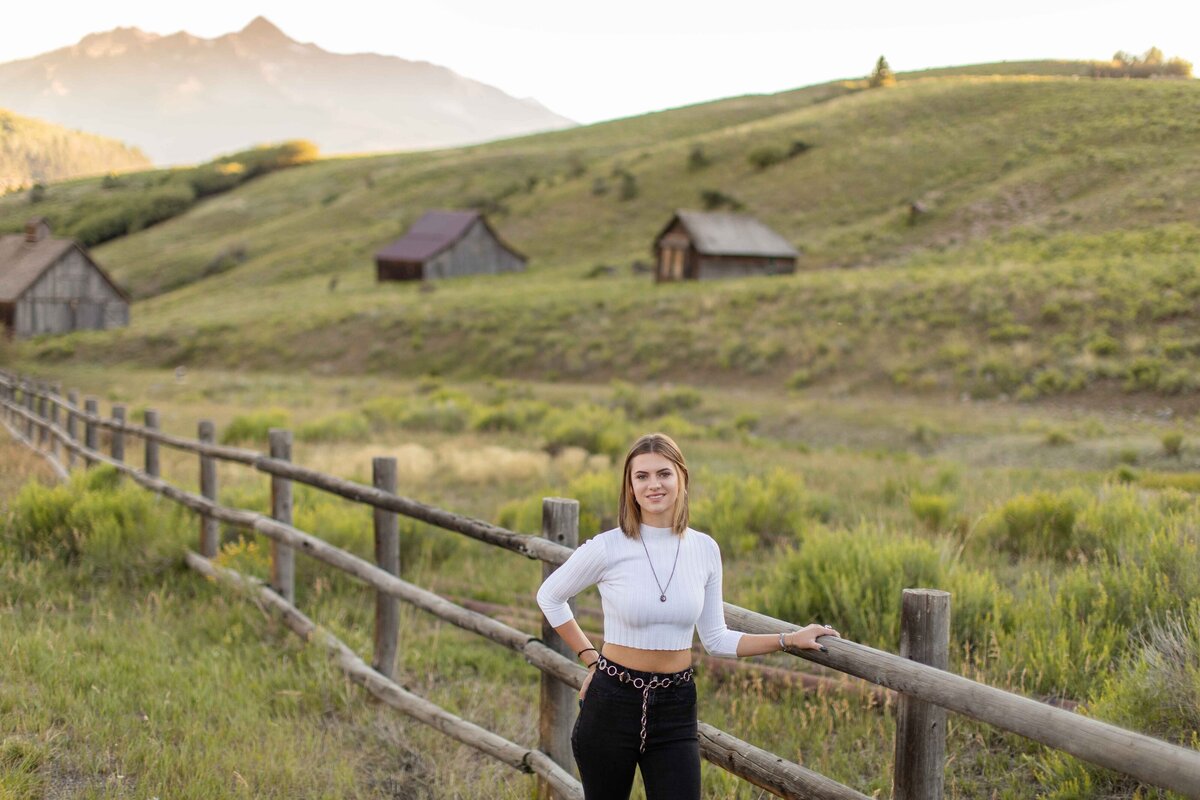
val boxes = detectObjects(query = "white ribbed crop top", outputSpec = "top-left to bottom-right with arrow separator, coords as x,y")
536,524 -> 744,658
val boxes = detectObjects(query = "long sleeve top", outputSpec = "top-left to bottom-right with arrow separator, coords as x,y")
536,524 -> 745,658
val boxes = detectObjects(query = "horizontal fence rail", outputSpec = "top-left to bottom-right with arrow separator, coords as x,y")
3,371 -> 1200,799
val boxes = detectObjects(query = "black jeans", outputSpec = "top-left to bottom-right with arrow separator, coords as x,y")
571,660 -> 700,800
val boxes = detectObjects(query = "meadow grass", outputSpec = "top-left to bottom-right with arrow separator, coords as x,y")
4,368 -> 1200,797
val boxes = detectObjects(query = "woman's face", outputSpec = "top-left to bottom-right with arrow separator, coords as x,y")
629,452 -> 680,527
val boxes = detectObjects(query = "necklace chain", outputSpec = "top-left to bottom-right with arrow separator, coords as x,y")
640,531 -> 682,602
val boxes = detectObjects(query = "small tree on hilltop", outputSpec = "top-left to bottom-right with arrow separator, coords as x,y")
869,55 -> 896,88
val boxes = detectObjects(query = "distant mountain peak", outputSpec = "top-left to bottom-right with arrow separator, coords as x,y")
0,18 -> 575,164
236,16 -> 291,44
75,26 -> 159,57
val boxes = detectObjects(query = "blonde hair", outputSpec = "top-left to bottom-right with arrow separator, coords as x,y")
618,433 -> 690,538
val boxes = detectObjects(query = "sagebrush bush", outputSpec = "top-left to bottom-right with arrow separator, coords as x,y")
2,467 -> 188,580
975,490 -> 1085,560
470,400 -> 551,433
747,146 -> 786,170
753,525 -> 945,649
495,469 -> 619,538
910,492 -> 953,530
541,404 -> 632,459
220,408 -> 291,445
1161,431 -> 1185,457
296,411 -> 372,443
692,468 -> 826,556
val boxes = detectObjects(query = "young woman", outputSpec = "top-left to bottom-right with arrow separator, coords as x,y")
537,433 -> 840,800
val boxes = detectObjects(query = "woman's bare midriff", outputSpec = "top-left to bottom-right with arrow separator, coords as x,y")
601,643 -> 692,674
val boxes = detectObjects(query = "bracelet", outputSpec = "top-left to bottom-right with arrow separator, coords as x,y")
577,646 -> 598,660
778,632 -> 788,652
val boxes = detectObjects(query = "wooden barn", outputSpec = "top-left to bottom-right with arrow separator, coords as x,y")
0,219 -> 129,338
375,210 -> 526,281
652,210 -> 797,282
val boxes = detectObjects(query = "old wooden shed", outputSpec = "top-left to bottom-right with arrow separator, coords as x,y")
653,210 -> 797,282
0,218 -> 129,338
375,210 -> 526,281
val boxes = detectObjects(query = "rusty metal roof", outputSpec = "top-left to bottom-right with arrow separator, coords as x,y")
375,210 -> 484,264
657,210 -> 798,258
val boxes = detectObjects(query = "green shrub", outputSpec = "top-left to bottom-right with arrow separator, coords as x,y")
1087,333 -> 1121,356
1033,368 -> 1070,396
3,468 -> 187,580
495,469 -> 619,539
754,525 -> 945,649
399,397 -> 472,433
296,411 -> 372,443
1162,432 -> 1185,458
692,469 -> 825,555
976,490 -> 1084,560
1044,429 -> 1074,447
542,404 -> 632,459
1114,465 -> 1139,484
642,387 -> 702,418
747,146 -> 786,170
470,400 -> 551,433
699,189 -> 743,211
686,145 -> 711,171
70,206 -> 131,246
910,493 -> 953,531
220,408 -> 291,445
1123,357 -> 1168,392
361,397 -> 408,428
616,170 -> 638,201
787,369 -> 813,390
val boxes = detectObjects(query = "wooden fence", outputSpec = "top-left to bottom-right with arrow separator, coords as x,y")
2,371 -> 1199,800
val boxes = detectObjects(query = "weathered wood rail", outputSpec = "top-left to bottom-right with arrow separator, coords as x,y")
2,371 -> 1199,800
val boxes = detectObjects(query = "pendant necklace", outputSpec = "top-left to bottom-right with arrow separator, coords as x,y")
640,531 -> 682,602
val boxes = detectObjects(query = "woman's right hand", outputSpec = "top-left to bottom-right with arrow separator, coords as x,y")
579,664 -> 597,701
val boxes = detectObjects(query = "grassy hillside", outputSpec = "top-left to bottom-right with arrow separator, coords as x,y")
0,109 -> 150,193
5,65 -> 1200,402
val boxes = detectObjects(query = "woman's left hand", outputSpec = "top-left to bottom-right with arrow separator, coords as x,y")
785,623 -> 841,652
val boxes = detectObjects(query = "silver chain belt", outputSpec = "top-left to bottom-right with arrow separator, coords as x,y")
594,656 -> 694,754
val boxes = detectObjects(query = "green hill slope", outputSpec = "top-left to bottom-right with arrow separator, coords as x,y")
6,64 -> 1200,402
0,109 -> 150,193
93,73 -> 1200,294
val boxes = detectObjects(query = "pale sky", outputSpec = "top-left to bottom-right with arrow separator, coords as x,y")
1,0 -> 1195,124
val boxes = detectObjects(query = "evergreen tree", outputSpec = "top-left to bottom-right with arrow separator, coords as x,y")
869,56 -> 896,88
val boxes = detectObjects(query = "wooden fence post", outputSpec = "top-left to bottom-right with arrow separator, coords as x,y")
538,497 -> 580,798
269,429 -> 295,603
198,420 -> 219,558
372,456 -> 400,680
144,410 -> 160,478
83,397 -> 98,467
48,385 -> 60,465
24,382 -> 35,441
893,588 -> 950,800
66,391 -> 78,469
35,387 -> 47,449
111,404 -> 126,463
